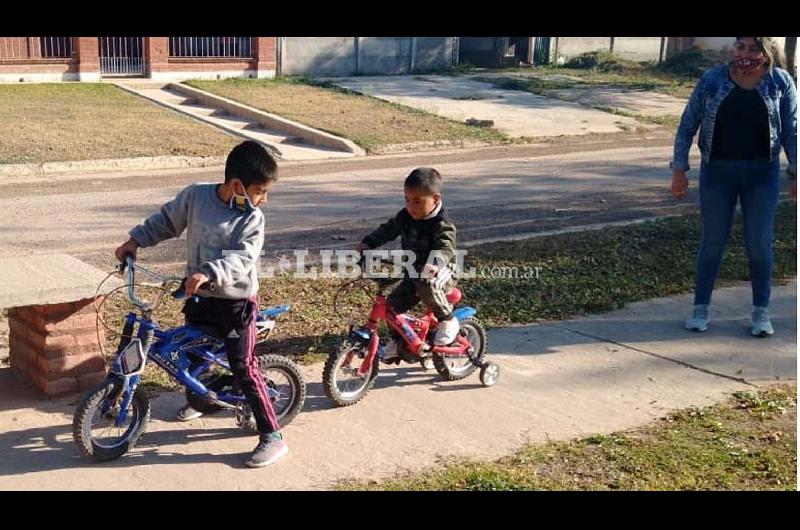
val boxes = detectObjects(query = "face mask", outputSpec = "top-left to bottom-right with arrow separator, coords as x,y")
732,56 -> 765,76
229,182 -> 255,212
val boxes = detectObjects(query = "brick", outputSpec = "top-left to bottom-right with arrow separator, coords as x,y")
9,325 -> 45,353
9,334 -> 38,366
10,305 -> 43,321
73,331 -> 102,348
78,371 -> 108,391
0,63 -> 77,74
42,334 -> 76,355
45,313 -> 97,334
35,352 -> 106,378
9,309 -> 44,332
41,298 -> 95,321
28,372 -> 78,398
9,349 -> 30,380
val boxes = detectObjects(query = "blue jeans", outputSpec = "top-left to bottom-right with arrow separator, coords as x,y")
694,159 -> 780,307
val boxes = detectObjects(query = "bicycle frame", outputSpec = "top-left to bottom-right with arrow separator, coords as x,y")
105,257 -> 287,426
350,291 -> 478,377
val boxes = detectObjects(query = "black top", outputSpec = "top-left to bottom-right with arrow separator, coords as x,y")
711,84 -> 770,160
362,207 -> 457,270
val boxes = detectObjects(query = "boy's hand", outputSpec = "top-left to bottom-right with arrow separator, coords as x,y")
114,238 -> 139,262
354,242 -> 369,252
421,263 -> 439,280
185,273 -> 210,298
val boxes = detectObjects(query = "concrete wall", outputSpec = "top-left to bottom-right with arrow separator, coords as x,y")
556,37 -> 612,60
553,37 -> 664,62
359,37 -> 412,75
280,37 -> 357,77
415,37 -> 455,71
279,37 -> 455,77
0,61 -> 78,82
614,37 -> 663,61
694,37 -> 787,51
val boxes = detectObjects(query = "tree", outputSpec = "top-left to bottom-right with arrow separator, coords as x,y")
785,37 -> 796,81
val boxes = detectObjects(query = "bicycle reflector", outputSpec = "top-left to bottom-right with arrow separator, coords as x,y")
119,338 -> 146,376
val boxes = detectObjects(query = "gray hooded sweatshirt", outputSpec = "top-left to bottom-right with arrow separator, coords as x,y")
129,183 -> 264,299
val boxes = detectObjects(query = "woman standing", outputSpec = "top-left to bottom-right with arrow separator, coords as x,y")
671,37 -> 796,336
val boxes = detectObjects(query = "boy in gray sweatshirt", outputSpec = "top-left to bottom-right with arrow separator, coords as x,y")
114,141 -> 286,468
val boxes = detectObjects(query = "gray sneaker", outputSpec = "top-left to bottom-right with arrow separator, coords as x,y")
176,404 -> 203,422
245,432 -> 288,468
751,306 -> 774,337
685,304 -> 710,332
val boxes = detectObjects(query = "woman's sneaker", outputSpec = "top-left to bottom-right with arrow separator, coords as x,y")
751,306 -> 774,337
685,304 -> 710,332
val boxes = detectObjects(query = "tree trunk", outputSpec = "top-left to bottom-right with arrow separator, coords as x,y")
785,37 -> 796,81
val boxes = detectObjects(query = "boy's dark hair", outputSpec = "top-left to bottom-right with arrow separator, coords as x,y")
404,167 -> 443,195
225,141 -> 278,187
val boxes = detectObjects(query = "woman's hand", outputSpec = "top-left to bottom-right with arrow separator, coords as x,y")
672,170 -> 689,199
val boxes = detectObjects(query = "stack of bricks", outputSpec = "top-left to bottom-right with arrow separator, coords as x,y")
8,297 -> 107,397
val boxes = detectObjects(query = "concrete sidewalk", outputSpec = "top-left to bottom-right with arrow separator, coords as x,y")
327,75 -> 641,137
0,281 -> 795,490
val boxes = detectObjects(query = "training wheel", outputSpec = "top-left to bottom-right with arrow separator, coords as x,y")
479,363 -> 500,387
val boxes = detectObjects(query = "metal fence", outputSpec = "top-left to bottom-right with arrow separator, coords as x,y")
98,37 -> 144,76
169,37 -> 253,58
0,37 -> 73,59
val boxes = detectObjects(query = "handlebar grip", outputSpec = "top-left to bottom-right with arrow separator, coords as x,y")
171,279 -> 216,300
119,253 -> 135,273
171,278 -> 187,299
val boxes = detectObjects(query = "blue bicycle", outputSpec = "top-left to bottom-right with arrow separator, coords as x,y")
73,256 -> 306,461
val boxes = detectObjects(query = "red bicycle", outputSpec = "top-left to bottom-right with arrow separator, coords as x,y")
322,260 -> 500,407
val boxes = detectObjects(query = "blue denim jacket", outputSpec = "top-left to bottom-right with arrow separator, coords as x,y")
671,65 -> 797,176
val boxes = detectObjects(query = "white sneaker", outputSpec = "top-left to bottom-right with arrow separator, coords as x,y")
382,340 -> 399,360
751,306 -> 774,337
684,304 -> 710,332
435,317 -> 460,346
176,404 -> 203,422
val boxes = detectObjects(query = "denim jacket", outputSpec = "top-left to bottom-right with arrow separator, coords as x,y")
671,64 -> 797,176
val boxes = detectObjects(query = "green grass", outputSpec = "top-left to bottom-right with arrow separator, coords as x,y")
184,77 -> 509,153
477,70 -> 698,100
0,83 -> 238,164
463,201 -> 796,325
473,71 -> 691,129
337,385 -> 797,490
475,48 -> 721,100
472,72 -> 691,134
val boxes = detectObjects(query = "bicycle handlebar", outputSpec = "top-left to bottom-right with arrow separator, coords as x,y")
119,255 -> 184,311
